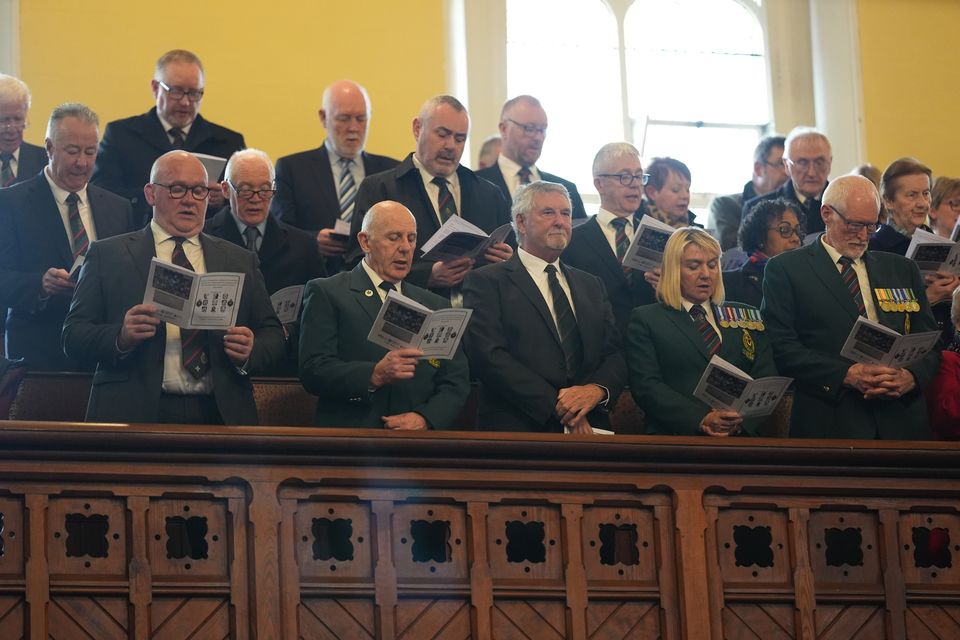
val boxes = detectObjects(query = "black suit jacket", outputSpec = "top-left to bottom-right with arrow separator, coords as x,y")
347,153 -> 512,296
62,227 -> 285,424
6,142 -> 47,187
270,145 -> 399,232
743,179 -> 826,235
561,216 -> 655,343
462,254 -> 626,432
475,164 -> 587,219
722,259 -> 765,309
0,173 -> 133,370
204,207 -> 325,375
92,107 -> 245,224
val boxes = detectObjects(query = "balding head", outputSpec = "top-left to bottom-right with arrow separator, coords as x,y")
320,79 -> 371,159
358,201 -> 418,283
821,174 -> 881,259
146,151 -> 209,238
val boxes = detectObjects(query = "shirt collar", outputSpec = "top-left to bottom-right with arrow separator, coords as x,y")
497,153 -> 537,178
517,246 -> 560,274
156,112 -> 193,139
412,153 -> 460,191
681,299 -> 712,316
360,257 -> 402,297
324,138 -> 360,164
820,234 -> 862,266
596,207 -> 632,229
43,166 -> 88,205
150,219 -> 201,246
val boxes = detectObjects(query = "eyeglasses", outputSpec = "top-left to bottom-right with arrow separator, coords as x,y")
827,205 -> 878,234
946,199 -> 960,211
786,157 -> 830,172
505,118 -> 547,137
152,183 -> 210,200
597,172 -> 645,186
229,182 -> 276,200
0,119 -> 27,132
768,224 -> 803,238
158,80 -> 204,102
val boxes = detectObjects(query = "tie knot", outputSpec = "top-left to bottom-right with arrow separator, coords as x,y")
173,236 -> 187,248
518,166 -> 532,183
431,176 -> 448,189
379,281 -> 396,292
339,157 -> 353,169
838,256 -> 854,267
66,192 -> 80,205
0,152 -> 13,162
544,264 -> 558,276
610,217 -> 628,230
689,305 -> 707,319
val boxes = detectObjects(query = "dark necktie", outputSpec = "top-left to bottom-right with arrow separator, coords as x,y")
432,177 -> 458,223
545,264 -> 583,377
1,152 -> 14,187
518,166 -> 532,185
66,192 -> 89,258
243,225 -> 260,252
689,305 -> 721,357
169,127 -> 186,149
611,217 -> 630,271
838,256 -> 866,316
379,281 -> 395,294
171,238 -> 210,379
338,157 -> 357,220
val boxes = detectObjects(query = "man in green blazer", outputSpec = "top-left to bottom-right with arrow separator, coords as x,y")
299,200 -> 470,429
761,175 -> 940,439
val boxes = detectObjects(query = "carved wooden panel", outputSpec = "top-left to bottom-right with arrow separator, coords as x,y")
0,595 -> 24,639
715,508 -> 792,589
48,595 -> 128,640
814,604 -> 885,639
295,501 -> 372,580
904,604 -> 960,639
0,496 -> 23,578
150,596 -> 230,639
492,599 -> 566,638
808,510 -> 882,590
148,497 -> 229,580
46,497 -> 127,578
396,597 -> 471,639
393,503 -> 468,582
581,506 -> 658,586
899,512 -> 960,588
487,505 -> 562,582
722,603 -> 795,639
299,597 -> 375,639
586,600 -> 660,639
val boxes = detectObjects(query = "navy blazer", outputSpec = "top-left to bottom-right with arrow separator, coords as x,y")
0,173 -> 133,370
3,142 -> 47,187
475,164 -> 587,219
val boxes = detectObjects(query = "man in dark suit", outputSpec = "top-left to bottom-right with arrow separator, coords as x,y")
63,151 -> 284,425
0,103 -> 133,371
762,175 -> 940,439
563,142 -> 657,342
299,200 -> 470,429
0,74 -> 47,188
270,80 -> 398,272
92,49 -> 245,225
347,95 -> 513,298
743,127 -> 831,237
205,149 -> 324,375
476,95 -> 586,219
463,181 -> 626,433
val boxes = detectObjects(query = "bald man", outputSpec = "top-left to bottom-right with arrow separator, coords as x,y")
299,200 -> 469,428
64,151 -> 284,425
271,80 -> 399,270
762,175 -> 940,439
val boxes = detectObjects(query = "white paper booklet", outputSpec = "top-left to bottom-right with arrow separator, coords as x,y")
367,289 -> 471,359
329,218 -> 353,242
143,258 -> 244,329
419,218 -> 513,262
563,425 -> 615,435
68,255 -> 85,281
905,228 -> 960,275
270,285 -> 305,324
839,316 -> 940,368
193,153 -> 228,182
622,215 -> 677,272
693,355 -> 792,418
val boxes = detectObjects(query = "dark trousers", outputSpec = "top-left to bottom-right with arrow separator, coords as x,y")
158,393 -> 223,425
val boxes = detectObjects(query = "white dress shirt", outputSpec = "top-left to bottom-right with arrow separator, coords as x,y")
361,258 -> 403,303
517,247 -> 577,331
43,167 -> 98,252
497,154 -> 541,200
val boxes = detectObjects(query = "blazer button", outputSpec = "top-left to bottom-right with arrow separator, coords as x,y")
822,385 -> 831,393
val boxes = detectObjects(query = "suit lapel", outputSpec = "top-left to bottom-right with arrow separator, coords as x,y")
563,264 -> 602,357
398,157 -> 441,237
258,216 -> 286,264
315,146 -> 340,213
28,178 -> 75,266
665,304 -> 711,362
348,264 -> 383,323
124,226 -> 158,289
505,256 -> 562,346
805,240 -> 861,321
581,218 -> 628,284
137,109 -> 177,154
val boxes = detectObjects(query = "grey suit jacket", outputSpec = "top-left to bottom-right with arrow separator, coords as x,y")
62,227 -> 285,424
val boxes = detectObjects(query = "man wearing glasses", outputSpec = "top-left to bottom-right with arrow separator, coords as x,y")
92,49 -> 245,226
0,74 -> 47,188
743,127 -> 832,238
562,142 -> 656,344
205,149 -> 324,374
0,103 -> 132,371
761,175 -> 940,439
477,95 -> 586,219
64,151 -> 284,425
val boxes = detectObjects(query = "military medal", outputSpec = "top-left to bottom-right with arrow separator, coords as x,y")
742,329 -> 756,361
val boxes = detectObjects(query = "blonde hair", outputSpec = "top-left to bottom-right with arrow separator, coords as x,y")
657,227 -> 724,310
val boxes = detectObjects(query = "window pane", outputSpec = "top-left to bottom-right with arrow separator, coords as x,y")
507,0 -> 621,198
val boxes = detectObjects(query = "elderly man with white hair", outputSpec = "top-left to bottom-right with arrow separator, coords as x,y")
0,74 -> 47,187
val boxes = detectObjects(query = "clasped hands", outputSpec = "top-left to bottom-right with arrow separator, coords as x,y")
844,362 -> 916,399
556,384 -> 606,434
119,303 -> 254,365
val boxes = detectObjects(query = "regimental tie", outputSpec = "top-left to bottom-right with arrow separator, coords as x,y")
545,264 -> 583,377
171,237 -> 211,379
169,127 -> 186,149
432,176 -> 458,223
689,305 -> 721,357
0,152 -> 14,187
243,225 -> 260,252
611,217 -> 631,275
838,256 -> 866,316
337,157 -> 357,221
517,166 -> 532,185
65,192 -> 89,259
379,281 -> 395,294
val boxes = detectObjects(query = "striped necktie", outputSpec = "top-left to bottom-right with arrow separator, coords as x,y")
611,217 -> 631,274
1,153 -> 14,187
838,256 -> 866,316
171,238 -> 211,379
169,128 -> 186,149
66,192 -> 89,258
432,176 -> 458,223
545,264 -> 583,378
337,157 -> 357,221
689,305 -> 721,357
244,225 -> 260,252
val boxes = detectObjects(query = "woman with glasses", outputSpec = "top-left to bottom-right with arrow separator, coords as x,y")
870,158 -> 960,344
929,176 -> 960,239
640,157 -> 700,229
723,199 -> 804,308
627,227 -> 777,436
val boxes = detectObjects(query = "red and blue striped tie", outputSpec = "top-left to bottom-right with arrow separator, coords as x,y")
690,305 -> 721,357
838,256 -> 866,316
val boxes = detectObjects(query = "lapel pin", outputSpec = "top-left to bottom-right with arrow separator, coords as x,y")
364,289 -> 374,297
